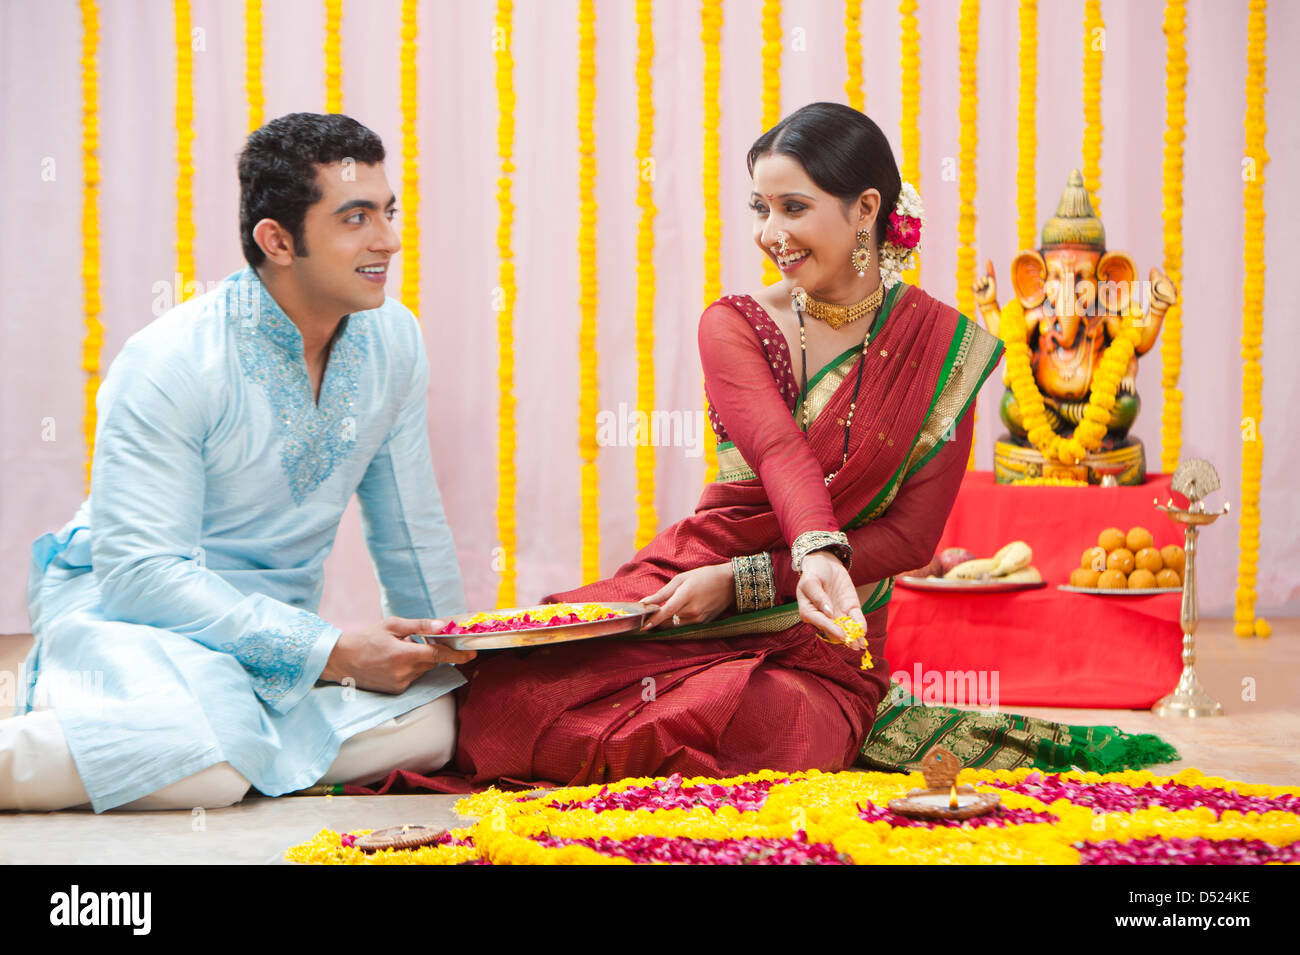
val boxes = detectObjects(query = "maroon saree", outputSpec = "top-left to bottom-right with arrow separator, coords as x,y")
442,283 -> 995,789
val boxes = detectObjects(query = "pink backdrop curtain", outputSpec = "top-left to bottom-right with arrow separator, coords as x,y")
0,0 -> 1296,633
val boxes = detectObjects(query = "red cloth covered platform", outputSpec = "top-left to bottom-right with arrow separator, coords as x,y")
885,471 -> 1184,708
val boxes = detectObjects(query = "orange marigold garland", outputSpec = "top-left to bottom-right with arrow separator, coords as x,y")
1234,0 -> 1269,639
701,0 -> 723,484
899,0 -> 920,285
245,0 -> 263,131
633,0 -> 657,550
1159,0 -> 1186,474
81,0 -> 102,494
578,0 -> 600,581
495,0 -> 518,605
175,0 -> 196,301
324,0 -> 342,113
956,0 -> 978,468
1081,0 -> 1103,216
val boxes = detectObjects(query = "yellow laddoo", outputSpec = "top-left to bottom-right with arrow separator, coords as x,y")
1155,568 -> 1182,589
1070,567 -> 1101,588
1081,546 -> 1108,572
1161,545 -> 1186,577
1098,527 -> 1126,552
1098,569 -> 1128,589
1134,547 -> 1163,574
1128,569 -> 1158,590
1106,547 -> 1136,575
1126,526 -> 1155,552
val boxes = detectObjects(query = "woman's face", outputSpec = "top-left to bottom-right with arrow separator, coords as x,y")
749,153 -> 878,294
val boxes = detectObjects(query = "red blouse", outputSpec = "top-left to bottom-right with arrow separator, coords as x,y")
699,293 -> 975,601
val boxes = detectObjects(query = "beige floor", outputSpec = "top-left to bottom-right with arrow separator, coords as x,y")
2,619 -> 1297,864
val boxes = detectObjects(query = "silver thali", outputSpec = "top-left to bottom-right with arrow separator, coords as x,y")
414,602 -> 656,651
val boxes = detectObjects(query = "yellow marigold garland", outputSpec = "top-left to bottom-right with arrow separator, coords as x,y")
245,0 -> 263,131
956,0 -> 978,469
1016,0 -> 1037,252
633,0 -> 657,550
1081,0 -> 1103,216
760,0 -> 782,287
844,0 -> 863,111
81,0 -> 102,494
1235,0 -> 1269,639
399,0 -> 418,314
578,0 -> 600,582
1002,302 -> 1140,467
495,0 -> 518,605
1159,0 -> 1186,474
288,766 -> 1300,865
324,0 -> 342,113
175,0 -> 195,301
701,0 -> 723,485
899,0 -> 920,285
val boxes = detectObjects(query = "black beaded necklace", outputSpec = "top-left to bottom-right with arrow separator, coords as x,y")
797,304 -> 879,486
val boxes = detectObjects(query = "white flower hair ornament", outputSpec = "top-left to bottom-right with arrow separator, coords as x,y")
877,180 -> 925,289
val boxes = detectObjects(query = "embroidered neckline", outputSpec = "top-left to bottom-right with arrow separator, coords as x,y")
229,268 -> 370,505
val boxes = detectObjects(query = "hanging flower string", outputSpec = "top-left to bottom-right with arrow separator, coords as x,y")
844,0 -> 863,111
1081,0 -> 1103,215
324,0 -> 342,113
701,0 -> 722,484
578,0 -> 600,580
1234,0 -> 1269,639
81,0 -> 102,494
898,0 -> 921,285
245,0 -> 263,131
633,0 -> 657,550
175,0 -> 196,301
495,0 -> 518,606
956,0 -> 979,468
759,0 -> 782,287
287,766 -> 1300,865
1159,0 -> 1186,474
399,0 -> 419,315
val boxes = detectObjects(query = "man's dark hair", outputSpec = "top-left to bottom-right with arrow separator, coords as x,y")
238,113 -> 386,267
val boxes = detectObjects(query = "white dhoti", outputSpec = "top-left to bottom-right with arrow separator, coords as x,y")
0,692 -> 456,812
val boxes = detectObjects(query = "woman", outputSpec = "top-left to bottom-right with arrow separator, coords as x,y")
445,104 -> 1174,789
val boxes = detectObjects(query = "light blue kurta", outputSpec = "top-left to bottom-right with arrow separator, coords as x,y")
20,266 -> 466,812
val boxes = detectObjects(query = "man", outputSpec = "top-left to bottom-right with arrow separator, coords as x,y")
0,113 -> 473,812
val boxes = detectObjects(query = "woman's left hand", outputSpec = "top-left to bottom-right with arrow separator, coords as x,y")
640,564 -> 736,630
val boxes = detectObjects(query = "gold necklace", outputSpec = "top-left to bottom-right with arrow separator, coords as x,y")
790,283 -> 884,330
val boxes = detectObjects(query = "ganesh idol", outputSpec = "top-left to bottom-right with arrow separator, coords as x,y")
972,169 -> 1178,485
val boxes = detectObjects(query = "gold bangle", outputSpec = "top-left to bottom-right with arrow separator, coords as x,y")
731,554 -> 777,612
791,530 -> 852,574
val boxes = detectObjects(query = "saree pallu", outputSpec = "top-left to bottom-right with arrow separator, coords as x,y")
451,284 -> 1007,788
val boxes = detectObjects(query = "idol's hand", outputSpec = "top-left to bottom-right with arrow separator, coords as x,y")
640,564 -> 737,630
796,551 -> 867,649
321,617 -> 477,694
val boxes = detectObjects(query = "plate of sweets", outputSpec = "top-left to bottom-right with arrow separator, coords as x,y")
419,602 -> 655,651
1058,525 -> 1184,596
896,541 -> 1047,593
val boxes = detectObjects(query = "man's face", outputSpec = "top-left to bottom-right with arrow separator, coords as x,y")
292,160 -> 401,317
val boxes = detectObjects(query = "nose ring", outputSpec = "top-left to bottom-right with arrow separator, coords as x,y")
774,231 -> 789,255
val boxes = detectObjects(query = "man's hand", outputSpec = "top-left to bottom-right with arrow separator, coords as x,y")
640,564 -> 736,630
796,551 -> 867,649
320,617 -> 476,694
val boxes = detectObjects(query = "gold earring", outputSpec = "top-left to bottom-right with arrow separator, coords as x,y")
851,229 -> 871,276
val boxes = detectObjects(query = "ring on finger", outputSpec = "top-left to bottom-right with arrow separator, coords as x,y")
672,614 -> 682,627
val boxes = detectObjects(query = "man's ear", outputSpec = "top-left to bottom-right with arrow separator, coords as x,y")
253,219 -> 296,266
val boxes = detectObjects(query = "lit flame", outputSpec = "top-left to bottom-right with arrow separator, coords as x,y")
949,784 -> 958,810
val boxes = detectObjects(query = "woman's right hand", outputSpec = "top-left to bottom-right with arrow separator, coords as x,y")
796,551 -> 867,650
